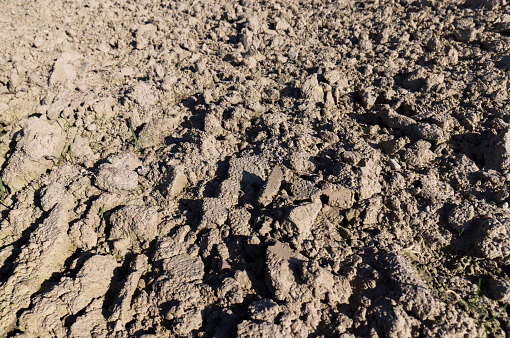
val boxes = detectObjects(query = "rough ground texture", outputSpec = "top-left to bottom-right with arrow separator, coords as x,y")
1,0 -> 510,337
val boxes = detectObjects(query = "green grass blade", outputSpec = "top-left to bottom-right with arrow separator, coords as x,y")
473,278 -> 481,307
129,121 -> 139,150
486,303 -> 509,323
139,122 -> 150,149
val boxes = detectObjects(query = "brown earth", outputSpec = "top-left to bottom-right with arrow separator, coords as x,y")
1,0 -> 510,337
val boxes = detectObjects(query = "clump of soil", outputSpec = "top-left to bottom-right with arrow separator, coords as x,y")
1,0 -> 510,337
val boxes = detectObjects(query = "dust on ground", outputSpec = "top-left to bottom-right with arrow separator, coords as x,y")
1,0 -> 510,337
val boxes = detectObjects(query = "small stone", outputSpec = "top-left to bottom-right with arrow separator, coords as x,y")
218,259 -> 231,270
502,202 -> 509,210
389,158 -> 401,170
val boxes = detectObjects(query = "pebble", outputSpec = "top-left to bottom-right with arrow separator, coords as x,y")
502,202 -> 509,209
389,158 -> 401,170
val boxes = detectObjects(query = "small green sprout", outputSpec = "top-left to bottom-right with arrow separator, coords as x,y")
99,206 -> 104,219
129,120 -> 150,152
486,304 -> 508,324
58,115 -> 71,138
98,112 -> 105,129
458,229 -> 465,237
444,278 -> 508,336
484,303 -> 509,337
445,278 -> 482,310
472,278 -> 481,307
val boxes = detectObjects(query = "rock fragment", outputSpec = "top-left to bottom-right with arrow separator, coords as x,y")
388,158 -> 401,170
286,200 -> 322,238
322,184 -> 355,209
258,165 -> 283,207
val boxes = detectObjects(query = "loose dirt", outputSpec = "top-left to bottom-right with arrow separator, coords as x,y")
1,0 -> 510,337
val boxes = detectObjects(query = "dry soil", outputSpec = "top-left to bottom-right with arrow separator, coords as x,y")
1,0 -> 510,337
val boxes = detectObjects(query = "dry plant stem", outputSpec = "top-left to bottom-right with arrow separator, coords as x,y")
445,290 -> 462,305
0,178 -> 10,208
